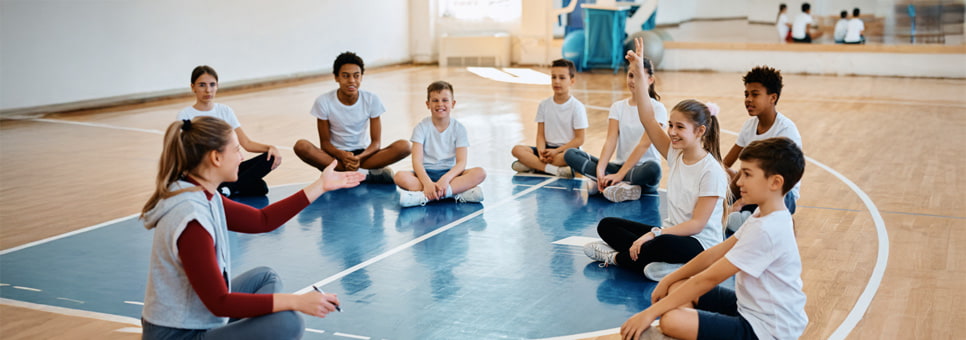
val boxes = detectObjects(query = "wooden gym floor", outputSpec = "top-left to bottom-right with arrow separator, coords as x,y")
0,64 -> 964,339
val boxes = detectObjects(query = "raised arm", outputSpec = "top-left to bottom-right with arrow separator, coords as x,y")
626,38 -> 671,159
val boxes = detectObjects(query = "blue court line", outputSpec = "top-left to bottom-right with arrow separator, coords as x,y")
296,177 -> 558,294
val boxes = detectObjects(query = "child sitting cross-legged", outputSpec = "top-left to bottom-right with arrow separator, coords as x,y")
395,81 -> 486,207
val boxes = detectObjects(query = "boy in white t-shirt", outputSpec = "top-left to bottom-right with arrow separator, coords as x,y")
510,59 -> 588,178
844,8 -> 866,44
833,10 -> 849,43
621,137 -> 808,340
294,52 -> 411,183
395,81 -> 486,207
724,66 -> 803,232
791,2 -> 823,43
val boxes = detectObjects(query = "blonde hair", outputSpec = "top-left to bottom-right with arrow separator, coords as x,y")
140,116 -> 232,224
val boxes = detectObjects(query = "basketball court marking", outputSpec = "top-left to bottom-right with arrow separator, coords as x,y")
3,73 -> 890,338
296,177 -> 557,294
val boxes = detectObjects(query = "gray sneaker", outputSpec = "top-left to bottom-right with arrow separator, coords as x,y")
583,241 -> 617,266
367,167 -> 394,184
726,211 -> 752,233
602,182 -> 642,202
511,161 -> 532,173
643,262 -> 683,281
583,179 -> 599,195
455,186 -> 484,203
557,166 -> 574,179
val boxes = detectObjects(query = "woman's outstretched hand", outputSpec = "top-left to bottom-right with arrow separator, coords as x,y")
321,160 -> 365,192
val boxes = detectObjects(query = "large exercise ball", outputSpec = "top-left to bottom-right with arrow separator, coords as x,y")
561,29 -> 585,71
623,30 -> 664,67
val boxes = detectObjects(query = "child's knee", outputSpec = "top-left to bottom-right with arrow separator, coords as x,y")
293,139 -> 312,155
658,308 -> 695,338
391,140 -> 412,155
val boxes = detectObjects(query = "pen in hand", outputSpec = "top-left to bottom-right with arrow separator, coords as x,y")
312,285 -> 342,312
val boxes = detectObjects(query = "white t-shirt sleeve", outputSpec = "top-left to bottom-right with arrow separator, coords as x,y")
698,161 -> 728,198
310,94 -> 329,120
366,93 -> 386,118
573,101 -> 589,129
411,120 -> 427,145
607,101 -> 621,121
535,100 -> 548,123
735,118 -> 757,147
726,219 -> 775,278
455,121 -> 470,148
652,99 -> 668,128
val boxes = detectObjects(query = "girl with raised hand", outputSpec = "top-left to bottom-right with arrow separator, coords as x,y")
583,37 -> 728,282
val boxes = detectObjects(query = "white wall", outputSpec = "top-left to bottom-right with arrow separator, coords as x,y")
0,0 -> 411,113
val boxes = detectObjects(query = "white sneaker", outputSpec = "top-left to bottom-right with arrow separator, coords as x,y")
557,166 -> 574,179
643,262 -> 683,281
583,179 -> 599,195
455,186 -> 484,203
399,190 -> 428,207
511,161 -> 532,173
583,241 -> 617,266
367,167 -> 394,184
602,182 -> 641,202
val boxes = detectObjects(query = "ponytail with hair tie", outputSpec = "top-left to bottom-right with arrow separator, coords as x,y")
181,119 -> 192,131
705,102 -> 720,117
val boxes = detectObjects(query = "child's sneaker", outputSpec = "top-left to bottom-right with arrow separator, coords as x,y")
367,167 -> 394,184
602,182 -> 641,202
557,166 -> 574,179
643,262 -> 683,281
583,241 -> 617,266
511,161 -> 532,173
583,179 -> 599,195
399,190 -> 429,207
455,186 -> 484,203
726,210 -> 752,233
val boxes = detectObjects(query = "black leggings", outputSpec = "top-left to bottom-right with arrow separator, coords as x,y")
597,217 -> 705,273
220,153 -> 274,196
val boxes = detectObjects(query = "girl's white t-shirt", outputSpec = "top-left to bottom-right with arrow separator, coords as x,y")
663,147 -> 727,250
178,103 -> 241,129
608,98 -> 667,165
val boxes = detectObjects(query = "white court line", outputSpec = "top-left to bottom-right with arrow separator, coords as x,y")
808,155 -> 889,340
30,118 -> 165,134
13,286 -> 42,292
123,301 -> 144,306
26,118 -> 295,151
305,328 -> 326,334
334,332 -> 371,339
0,213 -> 140,255
297,177 -> 558,294
0,298 -> 141,325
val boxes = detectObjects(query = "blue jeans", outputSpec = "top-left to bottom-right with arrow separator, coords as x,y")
141,267 -> 304,340
563,148 -> 661,194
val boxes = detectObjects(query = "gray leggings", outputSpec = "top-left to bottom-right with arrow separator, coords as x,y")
141,266 -> 304,340
564,148 -> 661,194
